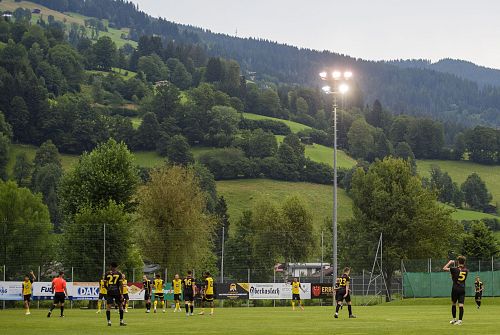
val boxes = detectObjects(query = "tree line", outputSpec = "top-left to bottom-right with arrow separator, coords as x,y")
2,143 -> 497,286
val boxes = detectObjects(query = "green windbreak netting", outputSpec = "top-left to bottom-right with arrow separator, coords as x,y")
403,271 -> 499,298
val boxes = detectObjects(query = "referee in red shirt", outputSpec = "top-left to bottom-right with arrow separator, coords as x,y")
47,271 -> 68,318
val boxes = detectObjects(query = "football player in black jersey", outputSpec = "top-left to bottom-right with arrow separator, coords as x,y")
443,256 -> 468,325
183,271 -> 196,316
105,262 -> 126,327
474,276 -> 484,309
334,267 -> 356,319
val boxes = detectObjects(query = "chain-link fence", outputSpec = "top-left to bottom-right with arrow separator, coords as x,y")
1,222 -> 409,308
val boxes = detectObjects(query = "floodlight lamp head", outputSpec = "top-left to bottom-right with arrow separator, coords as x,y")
339,83 -> 349,94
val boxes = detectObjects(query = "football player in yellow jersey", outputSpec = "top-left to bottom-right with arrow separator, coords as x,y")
199,272 -> 215,315
97,275 -> 107,314
153,274 -> 165,313
291,277 -> 305,311
121,274 -> 130,313
172,274 -> 182,312
22,271 -> 36,315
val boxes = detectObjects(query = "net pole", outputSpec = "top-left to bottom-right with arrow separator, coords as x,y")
2,264 -> 5,310
37,266 -> 41,309
221,225 -> 225,284
71,267 -> 74,309
103,223 -> 106,276
132,268 -> 135,310
273,268 -> 276,308
492,256 -> 494,298
320,230 -> 324,283
247,269 -> 250,308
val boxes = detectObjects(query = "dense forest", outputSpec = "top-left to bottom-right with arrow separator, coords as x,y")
390,58 -> 500,88
28,0 -> 500,127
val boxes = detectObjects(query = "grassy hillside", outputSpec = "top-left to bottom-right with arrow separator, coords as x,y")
417,160 -> 500,204
449,208 -> 499,221
86,68 -> 136,80
217,179 -> 353,230
304,143 -> 356,169
242,112 -> 312,133
7,144 -> 78,174
0,0 -> 137,48
276,135 -> 355,169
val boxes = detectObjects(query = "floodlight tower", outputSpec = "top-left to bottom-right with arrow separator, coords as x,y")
319,70 -> 352,282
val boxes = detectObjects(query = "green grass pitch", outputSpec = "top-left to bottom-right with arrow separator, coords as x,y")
2,299 -> 499,335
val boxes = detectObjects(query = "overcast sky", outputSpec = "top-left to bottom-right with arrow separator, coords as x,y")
131,0 -> 500,69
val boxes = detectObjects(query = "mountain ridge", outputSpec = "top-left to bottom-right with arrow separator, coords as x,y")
8,0 -> 500,126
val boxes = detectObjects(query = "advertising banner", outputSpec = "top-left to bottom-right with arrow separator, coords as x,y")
215,283 -> 249,300
248,283 -> 311,300
71,282 -> 98,300
0,281 -> 22,300
32,282 -> 74,300
310,283 -> 335,299
128,282 -> 144,301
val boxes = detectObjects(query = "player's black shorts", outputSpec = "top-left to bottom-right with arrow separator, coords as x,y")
475,292 -> 483,300
174,293 -> 181,301
203,294 -> 214,302
451,287 -> 465,304
144,292 -> 151,300
154,293 -> 164,300
292,293 -> 301,301
23,294 -> 31,302
54,292 -> 66,304
106,293 -> 122,305
336,289 -> 351,302
184,292 -> 194,301
98,293 -> 107,300
122,294 -> 129,301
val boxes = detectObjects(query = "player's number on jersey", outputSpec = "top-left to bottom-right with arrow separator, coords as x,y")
339,278 -> 347,286
107,274 -> 120,285
458,272 -> 466,282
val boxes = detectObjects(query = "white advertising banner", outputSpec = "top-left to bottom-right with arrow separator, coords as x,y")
32,282 -> 74,300
0,281 -> 22,300
127,282 -> 145,301
249,283 -> 311,300
72,282 -> 99,300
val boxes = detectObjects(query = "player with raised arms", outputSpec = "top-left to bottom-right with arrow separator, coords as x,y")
22,271 -> 36,315
443,256 -> 468,325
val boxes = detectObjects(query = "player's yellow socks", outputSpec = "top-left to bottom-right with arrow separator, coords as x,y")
161,301 -> 165,309
175,302 -> 180,310
154,301 -> 158,309
210,308 -> 214,314
97,300 -> 102,311
125,302 -> 129,309
292,301 -> 295,310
